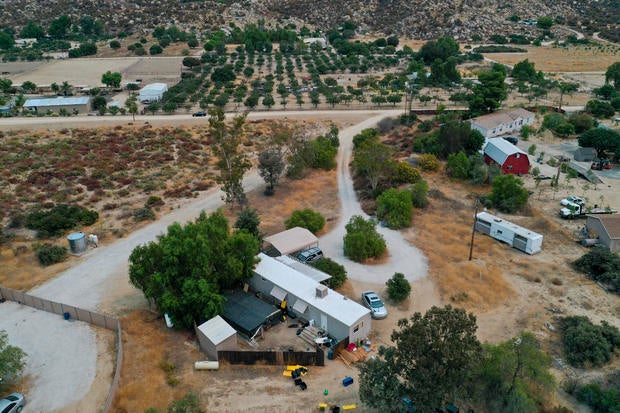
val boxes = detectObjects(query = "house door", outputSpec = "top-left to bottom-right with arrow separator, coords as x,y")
320,314 -> 328,330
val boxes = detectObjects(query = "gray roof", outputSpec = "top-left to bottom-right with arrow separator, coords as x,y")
274,255 -> 332,283
471,108 -> 534,130
263,227 -> 318,256
139,83 -> 168,94
197,315 -> 236,345
254,253 -> 369,326
24,96 -> 90,108
484,138 -> 526,165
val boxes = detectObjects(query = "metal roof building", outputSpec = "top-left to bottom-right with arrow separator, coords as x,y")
23,96 -> 91,114
249,253 -> 371,343
263,227 -> 319,256
586,214 -> 620,252
274,255 -> 331,283
138,82 -> 168,103
195,316 -> 237,360
483,138 -> 530,175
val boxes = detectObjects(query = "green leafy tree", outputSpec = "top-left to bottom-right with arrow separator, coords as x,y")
418,36 -> 460,64
209,108 -> 250,208
0,330 -> 26,386
568,113 -> 595,134
605,61 -> 620,90
578,128 -> 620,159
101,71 -> 122,89
258,149 -> 284,195
21,81 -> 37,93
473,332 -> 556,412
285,208 -> 325,234
129,210 -> 259,329
234,207 -> 261,240
438,121 -> 485,156
585,99 -> 615,118
311,258 -> 347,289
0,32 -> 14,50
446,151 -> 472,179
109,40 -> 121,49
20,22 -> 45,39
358,348 -> 403,412
488,174 -> 529,213
469,64 -> 507,116
48,15 -> 71,38
149,44 -> 163,55
262,94 -> 275,109
537,16 -> 554,29
244,93 -> 259,110
343,215 -> 386,262
359,306 -> 482,411
386,272 -> 411,302
511,59 -> 538,82
376,189 -> 413,229
353,141 -> 393,194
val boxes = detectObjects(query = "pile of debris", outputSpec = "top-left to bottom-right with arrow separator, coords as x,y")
337,342 -> 369,367
283,365 -> 309,391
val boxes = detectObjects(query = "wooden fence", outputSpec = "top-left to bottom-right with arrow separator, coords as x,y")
0,285 -> 122,413
218,348 -> 324,367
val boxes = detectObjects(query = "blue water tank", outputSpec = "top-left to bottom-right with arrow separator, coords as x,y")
67,232 -> 87,254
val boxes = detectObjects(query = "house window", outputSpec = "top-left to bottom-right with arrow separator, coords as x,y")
353,324 -> 359,333
515,153 -> 520,158
497,230 -> 503,234
507,165 -> 513,170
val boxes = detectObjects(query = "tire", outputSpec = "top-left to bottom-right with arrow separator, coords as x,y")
16,407 -> 23,413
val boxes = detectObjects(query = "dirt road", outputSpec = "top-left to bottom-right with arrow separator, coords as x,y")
0,109 -> 420,412
319,114 -> 428,283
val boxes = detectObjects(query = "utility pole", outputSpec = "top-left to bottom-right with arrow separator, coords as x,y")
468,199 -> 479,261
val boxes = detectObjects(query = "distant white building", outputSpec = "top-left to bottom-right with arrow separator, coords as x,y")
138,83 -> 168,103
23,96 -> 91,114
303,37 -> 328,49
470,108 -> 535,139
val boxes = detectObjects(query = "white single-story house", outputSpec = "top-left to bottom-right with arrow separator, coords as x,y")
23,96 -> 91,114
586,214 -> 620,252
195,315 -> 237,360
263,227 -> 319,257
249,253 -> 371,343
470,108 -> 535,139
138,83 -> 168,103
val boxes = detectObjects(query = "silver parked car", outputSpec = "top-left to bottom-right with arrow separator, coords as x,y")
361,291 -> 388,319
0,393 -> 25,413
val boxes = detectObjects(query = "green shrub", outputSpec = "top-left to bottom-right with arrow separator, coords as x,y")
542,113 -> 566,131
25,205 -> 99,238
573,247 -> 620,294
386,272 -> 411,302
488,174 -> 529,213
308,138 -> 337,170
376,189 -> 413,229
446,151 -> 471,179
410,180 -> 429,208
311,258 -> 347,289
343,215 -> 386,262
352,128 -> 379,149
576,384 -> 620,413
35,244 -> 67,266
392,162 -> 421,185
134,207 -> 156,222
527,144 -> 537,155
418,154 -> 440,171
285,208 -> 325,234
560,316 -> 620,368
145,196 -> 165,208
418,120 -> 434,132
520,125 -> 534,140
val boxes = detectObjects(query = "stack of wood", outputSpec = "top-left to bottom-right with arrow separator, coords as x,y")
337,346 -> 368,367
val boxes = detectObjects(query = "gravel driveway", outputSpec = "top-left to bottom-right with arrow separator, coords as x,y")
0,109 -> 427,411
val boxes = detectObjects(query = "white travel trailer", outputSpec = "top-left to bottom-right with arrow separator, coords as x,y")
475,212 -> 543,255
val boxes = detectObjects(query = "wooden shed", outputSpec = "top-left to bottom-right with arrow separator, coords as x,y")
196,316 -> 237,360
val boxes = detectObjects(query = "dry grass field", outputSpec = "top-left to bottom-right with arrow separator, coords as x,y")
485,44 -> 620,72
6,56 -> 184,87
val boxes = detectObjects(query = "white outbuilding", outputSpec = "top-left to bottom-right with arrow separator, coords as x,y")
138,83 -> 168,103
248,253 -> 371,343
475,212 -> 543,254
195,315 -> 237,360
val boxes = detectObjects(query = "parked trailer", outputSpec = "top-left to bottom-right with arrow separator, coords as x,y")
475,212 -> 543,255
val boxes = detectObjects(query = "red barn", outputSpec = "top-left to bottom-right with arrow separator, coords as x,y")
483,138 -> 530,175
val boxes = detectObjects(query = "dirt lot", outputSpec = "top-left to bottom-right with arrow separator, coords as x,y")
482,43 -> 620,73
5,56 -> 183,87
